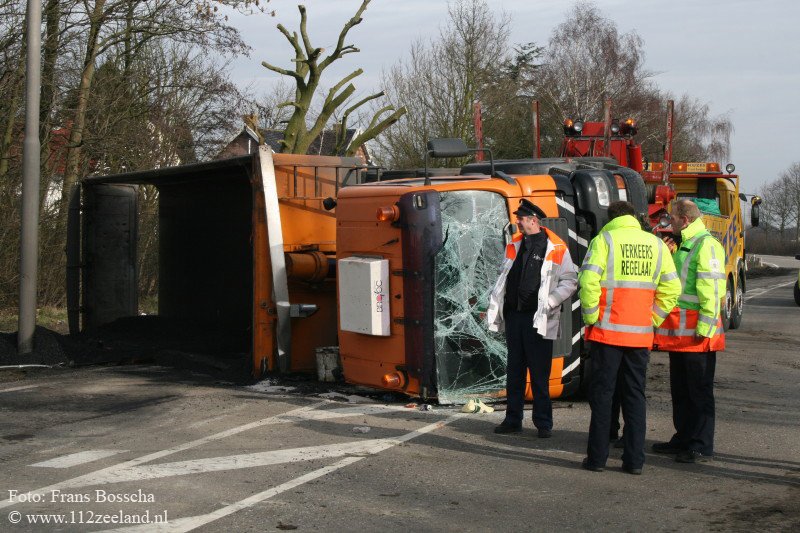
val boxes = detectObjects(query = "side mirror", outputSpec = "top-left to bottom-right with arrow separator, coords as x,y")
750,195 -> 762,227
739,193 -> 747,202
795,254 -> 800,260
426,138 -> 470,158
423,137 -> 495,185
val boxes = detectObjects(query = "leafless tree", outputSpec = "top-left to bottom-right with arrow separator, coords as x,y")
57,0 -> 254,223
261,1 -> 405,156
0,0 -> 264,308
759,177 -> 796,241
373,0 -> 511,167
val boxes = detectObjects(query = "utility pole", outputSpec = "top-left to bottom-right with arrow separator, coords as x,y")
18,0 -> 42,354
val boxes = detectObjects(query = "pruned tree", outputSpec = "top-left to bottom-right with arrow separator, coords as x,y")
260,1 -> 406,156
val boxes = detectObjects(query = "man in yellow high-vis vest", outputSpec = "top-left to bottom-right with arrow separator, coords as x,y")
652,199 -> 726,464
579,201 -> 681,474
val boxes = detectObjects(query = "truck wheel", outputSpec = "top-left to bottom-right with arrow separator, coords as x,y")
794,282 -> 800,306
722,278 -> 733,330
729,278 -> 743,330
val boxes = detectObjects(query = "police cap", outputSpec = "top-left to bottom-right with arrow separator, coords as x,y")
513,198 -> 547,219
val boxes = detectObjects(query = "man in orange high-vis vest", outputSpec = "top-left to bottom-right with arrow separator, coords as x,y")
486,199 -> 577,438
652,199 -> 726,464
579,201 -> 680,474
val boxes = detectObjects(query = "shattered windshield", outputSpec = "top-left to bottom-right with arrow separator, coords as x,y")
434,190 -> 508,404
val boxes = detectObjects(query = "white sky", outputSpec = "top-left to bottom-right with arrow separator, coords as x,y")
228,0 -> 800,194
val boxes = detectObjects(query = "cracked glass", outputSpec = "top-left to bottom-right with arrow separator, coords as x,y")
434,190 -> 509,404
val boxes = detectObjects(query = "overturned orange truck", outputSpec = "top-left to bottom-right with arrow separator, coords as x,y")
68,140 -> 647,402
67,148 -> 366,376
334,140 -> 647,401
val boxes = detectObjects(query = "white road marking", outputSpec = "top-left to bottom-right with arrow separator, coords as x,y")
0,402 -> 411,510
0,402 -> 325,510
73,438 -> 417,485
31,450 -> 127,469
744,280 -> 795,301
100,415 -> 461,533
0,384 -> 39,394
185,415 -> 231,429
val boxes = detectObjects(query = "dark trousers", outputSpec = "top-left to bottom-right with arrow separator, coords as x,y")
610,365 -> 624,440
587,342 -> 649,469
503,310 -> 553,430
668,351 -> 716,455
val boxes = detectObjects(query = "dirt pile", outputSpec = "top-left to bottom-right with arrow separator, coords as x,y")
0,327 -> 71,366
1,317 -> 252,383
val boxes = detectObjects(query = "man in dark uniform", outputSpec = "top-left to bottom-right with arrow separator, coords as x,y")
486,199 -> 577,438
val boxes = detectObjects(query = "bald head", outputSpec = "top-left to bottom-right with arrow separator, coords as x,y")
669,199 -> 702,235
672,199 -> 702,222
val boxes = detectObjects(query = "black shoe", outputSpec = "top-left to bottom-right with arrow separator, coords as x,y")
675,450 -> 713,464
652,442 -> 684,454
494,423 -> 522,434
581,458 -> 604,472
537,428 -> 552,439
622,464 -> 643,475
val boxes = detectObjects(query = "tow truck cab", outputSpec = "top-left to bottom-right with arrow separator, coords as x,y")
646,162 -> 753,330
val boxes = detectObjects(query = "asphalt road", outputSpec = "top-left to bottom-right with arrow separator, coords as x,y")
1,273 -> 798,532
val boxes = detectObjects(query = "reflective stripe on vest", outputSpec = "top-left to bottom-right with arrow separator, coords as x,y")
587,231 -> 663,344
654,307 -> 725,352
677,234 -> 709,306
654,233 -> 725,351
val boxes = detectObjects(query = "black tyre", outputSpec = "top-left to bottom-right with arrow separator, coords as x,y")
722,277 -> 733,331
729,277 -> 743,330
794,281 -> 800,306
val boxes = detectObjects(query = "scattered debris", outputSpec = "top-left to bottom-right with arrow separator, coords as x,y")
246,380 -> 297,394
404,402 -> 418,409
418,404 -> 434,411
352,426 -> 371,434
315,346 -> 342,382
460,399 -> 494,413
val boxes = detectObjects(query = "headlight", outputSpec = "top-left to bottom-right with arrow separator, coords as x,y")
593,175 -> 610,207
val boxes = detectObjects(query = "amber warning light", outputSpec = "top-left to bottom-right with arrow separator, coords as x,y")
376,205 -> 400,222
382,372 -> 406,389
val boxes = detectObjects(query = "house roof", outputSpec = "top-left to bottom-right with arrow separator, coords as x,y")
218,126 -> 370,164
261,128 -> 362,157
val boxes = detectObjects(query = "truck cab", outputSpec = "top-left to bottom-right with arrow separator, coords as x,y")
335,147 -> 648,402
646,162 -> 750,330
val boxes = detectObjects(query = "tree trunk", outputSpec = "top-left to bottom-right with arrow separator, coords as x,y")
38,0 -> 62,209
60,0 -> 106,221
0,53 -> 25,179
